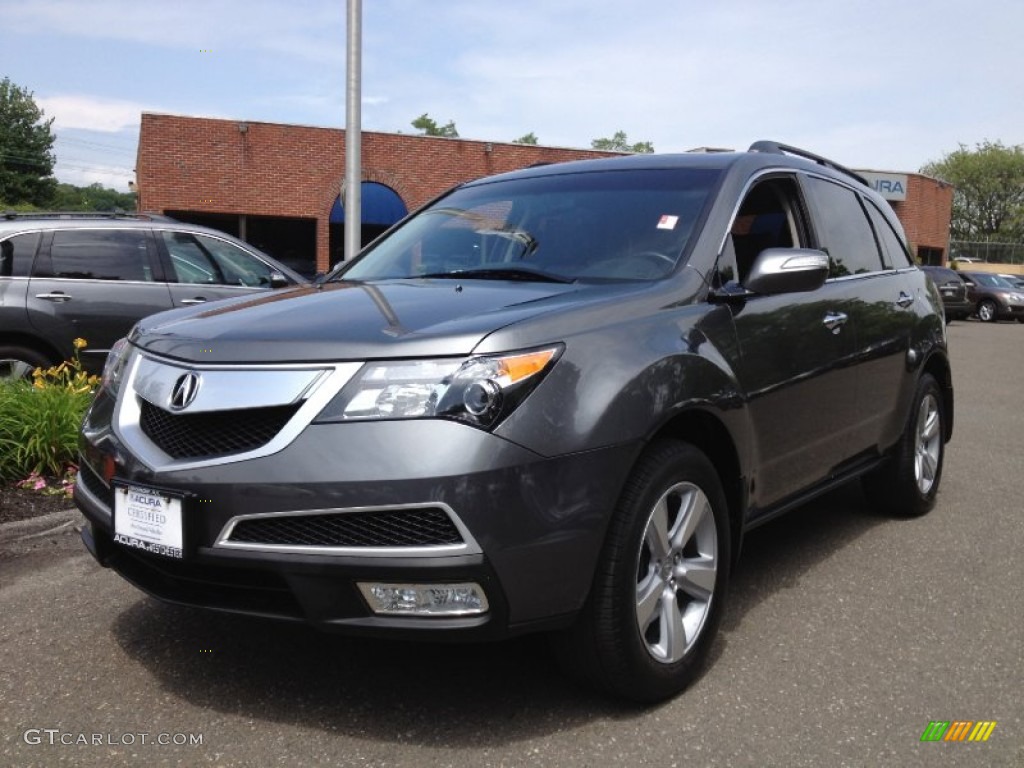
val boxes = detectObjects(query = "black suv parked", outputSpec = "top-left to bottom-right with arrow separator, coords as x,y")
75,143 -> 953,702
0,212 -> 307,377
920,265 -> 972,321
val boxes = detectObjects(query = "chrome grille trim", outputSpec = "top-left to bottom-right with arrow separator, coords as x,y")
214,502 -> 483,558
113,350 -> 363,472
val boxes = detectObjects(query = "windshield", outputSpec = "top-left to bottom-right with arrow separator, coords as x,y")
333,168 -> 720,283
970,272 -> 1014,288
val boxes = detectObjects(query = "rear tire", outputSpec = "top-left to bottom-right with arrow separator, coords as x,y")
0,345 -> 53,380
863,373 -> 945,517
554,441 -> 730,703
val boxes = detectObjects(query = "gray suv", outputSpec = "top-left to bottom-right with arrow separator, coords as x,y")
0,212 -> 306,377
75,143 -> 953,702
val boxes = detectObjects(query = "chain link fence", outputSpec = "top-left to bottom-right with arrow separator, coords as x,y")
950,241 -> 1024,265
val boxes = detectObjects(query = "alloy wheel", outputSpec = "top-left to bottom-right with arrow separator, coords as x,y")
0,358 -> 37,380
914,392 -> 941,495
635,481 -> 718,664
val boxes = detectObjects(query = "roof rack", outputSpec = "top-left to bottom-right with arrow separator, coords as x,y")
1,210 -> 174,222
748,141 -> 869,187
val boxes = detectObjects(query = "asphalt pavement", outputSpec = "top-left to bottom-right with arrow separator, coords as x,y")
1,320 -> 1021,767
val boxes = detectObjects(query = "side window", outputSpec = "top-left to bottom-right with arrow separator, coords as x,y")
0,232 -> 40,277
161,231 -> 224,284
714,176 -> 804,289
161,231 -> 278,287
44,230 -> 154,281
865,201 -> 913,268
196,234 -> 277,287
807,178 -> 884,278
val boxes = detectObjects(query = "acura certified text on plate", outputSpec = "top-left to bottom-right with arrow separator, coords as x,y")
113,484 -> 184,559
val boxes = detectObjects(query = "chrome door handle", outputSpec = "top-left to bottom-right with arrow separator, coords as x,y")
180,298 -> 207,305
896,291 -> 914,308
35,292 -> 72,302
823,311 -> 848,333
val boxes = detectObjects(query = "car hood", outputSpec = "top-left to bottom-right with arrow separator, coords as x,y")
134,279 -> 622,363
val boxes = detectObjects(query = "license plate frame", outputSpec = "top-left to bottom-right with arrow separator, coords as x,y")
113,483 -> 185,560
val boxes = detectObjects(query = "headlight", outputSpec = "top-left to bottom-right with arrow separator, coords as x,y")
100,337 -> 133,397
315,346 -> 562,429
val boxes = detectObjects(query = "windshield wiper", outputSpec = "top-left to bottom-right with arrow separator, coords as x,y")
418,268 -> 574,284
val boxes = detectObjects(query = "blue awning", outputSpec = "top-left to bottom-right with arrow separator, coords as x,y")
330,182 -> 407,226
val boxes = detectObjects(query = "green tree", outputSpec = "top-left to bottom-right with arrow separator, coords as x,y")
921,140 -> 1024,241
411,113 -> 459,138
50,182 -> 136,212
591,130 -> 654,154
513,132 -> 539,145
0,77 -> 57,207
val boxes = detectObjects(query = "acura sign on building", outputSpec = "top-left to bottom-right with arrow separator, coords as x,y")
859,171 -> 909,201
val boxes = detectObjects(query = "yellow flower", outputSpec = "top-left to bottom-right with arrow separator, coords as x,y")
73,338 -> 88,350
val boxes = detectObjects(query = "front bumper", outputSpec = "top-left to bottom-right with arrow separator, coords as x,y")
75,403 -> 636,639
1002,303 -> 1024,320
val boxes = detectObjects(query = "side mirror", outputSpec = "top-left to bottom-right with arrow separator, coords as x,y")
745,248 -> 829,295
269,271 -> 289,288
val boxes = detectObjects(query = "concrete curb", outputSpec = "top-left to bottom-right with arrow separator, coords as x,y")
0,508 -> 83,546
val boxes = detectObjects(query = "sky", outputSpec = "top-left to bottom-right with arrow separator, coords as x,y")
3,0 -> 1023,192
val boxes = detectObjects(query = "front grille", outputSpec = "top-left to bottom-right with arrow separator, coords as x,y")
227,507 -> 465,548
140,400 -> 302,460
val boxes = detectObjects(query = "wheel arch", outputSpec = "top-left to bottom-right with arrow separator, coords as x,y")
648,408 -> 747,566
0,332 -> 63,367
922,350 -> 954,442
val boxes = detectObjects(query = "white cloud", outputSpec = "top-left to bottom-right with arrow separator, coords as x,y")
37,95 -> 150,133
4,0 -> 344,64
8,0 -> 1024,175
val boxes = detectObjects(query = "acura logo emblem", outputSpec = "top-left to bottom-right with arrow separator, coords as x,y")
169,372 -> 201,411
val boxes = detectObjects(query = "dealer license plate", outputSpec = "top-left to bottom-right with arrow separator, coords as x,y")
113,484 -> 184,559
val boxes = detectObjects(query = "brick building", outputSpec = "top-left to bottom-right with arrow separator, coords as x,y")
136,114 -> 953,275
135,113 -> 618,276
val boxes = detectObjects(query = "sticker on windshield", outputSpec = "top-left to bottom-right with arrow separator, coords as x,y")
657,215 -> 679,230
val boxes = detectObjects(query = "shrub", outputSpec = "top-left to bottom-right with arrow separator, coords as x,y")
0,339 -> 99,484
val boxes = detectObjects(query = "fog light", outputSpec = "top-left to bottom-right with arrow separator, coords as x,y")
358,582 -> 489,616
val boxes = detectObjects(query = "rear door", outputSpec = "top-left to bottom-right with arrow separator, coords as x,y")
26,228 -> 174,370
803,177 -> 919,456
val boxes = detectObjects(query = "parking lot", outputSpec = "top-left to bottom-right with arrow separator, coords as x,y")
1,320 -> 1021,767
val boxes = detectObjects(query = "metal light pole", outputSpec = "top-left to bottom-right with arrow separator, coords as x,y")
343,0 -> 362,263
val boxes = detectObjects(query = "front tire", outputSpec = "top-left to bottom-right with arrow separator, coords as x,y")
556,441 -> 730,703
977,299 -> 998,322
863,373 -> 945,517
